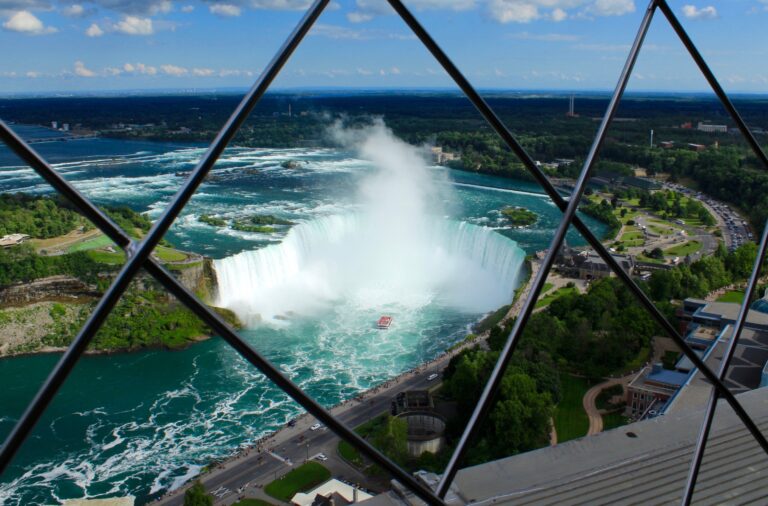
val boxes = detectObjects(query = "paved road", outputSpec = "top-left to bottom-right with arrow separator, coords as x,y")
155,364 -> 446,506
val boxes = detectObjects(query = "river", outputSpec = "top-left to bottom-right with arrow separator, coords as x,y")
0,124 -> 605,504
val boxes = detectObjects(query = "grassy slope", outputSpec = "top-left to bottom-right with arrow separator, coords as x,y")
553,375 -> 591,443
264,462 -> 331,502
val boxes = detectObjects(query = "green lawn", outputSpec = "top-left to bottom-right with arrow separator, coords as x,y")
86,249 -> 126,264
67,234 -> 115,253
265,462 -> 331,502
338,440 -> 364,467
542,282 -> 554,294
155,245 -> 188,262
602,412 -> 629,431
82,242 -> 188,265
717,290 -> 746,303
336,414 -> 387,470
535,286 -> 578,309
636,254 -> 665,265
554,375 -> 591,443
233,500 -> 275,506
664,240 -> 702,257
618,228 -> 645,247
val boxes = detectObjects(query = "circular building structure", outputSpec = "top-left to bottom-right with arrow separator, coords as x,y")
397,411 -> 446,457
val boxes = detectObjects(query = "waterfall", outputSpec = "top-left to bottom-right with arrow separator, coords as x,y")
214,213 -> 526,325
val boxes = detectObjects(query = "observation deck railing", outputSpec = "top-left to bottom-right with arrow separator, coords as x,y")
1,1 -> 766,504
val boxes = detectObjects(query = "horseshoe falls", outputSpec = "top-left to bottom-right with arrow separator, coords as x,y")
214,214 -> 525,326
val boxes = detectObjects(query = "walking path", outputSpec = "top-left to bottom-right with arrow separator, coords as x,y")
549,418 -> 557,446
583,374 -> 634,436
502,259 -> 540,324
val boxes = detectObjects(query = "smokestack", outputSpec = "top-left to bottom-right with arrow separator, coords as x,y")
650,129 -> 654,148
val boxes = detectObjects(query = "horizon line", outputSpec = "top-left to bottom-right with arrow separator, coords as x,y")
1,86 -> 768,100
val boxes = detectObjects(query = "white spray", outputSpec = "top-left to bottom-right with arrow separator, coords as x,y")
214,120 -> 525,325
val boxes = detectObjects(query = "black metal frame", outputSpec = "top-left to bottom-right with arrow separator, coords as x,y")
0,0 -> 765,504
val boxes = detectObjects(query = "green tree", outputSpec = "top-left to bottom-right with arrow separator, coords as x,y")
373,416 -> 408,465
488,372 -> 553,455
184,481 -> 212,506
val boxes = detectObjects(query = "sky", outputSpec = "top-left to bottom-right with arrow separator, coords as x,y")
0,0 -> 766,94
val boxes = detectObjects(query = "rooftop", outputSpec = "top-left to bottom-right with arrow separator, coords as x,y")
365,388 -> 768,506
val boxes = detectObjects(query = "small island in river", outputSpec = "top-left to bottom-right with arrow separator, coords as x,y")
501,206 -> 537,227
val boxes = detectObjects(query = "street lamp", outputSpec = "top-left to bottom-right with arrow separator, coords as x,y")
306,442 -> 309,462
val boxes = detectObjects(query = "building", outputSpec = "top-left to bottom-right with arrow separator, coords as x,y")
625,298 -> 768,420
688,143 -> 706,152
291,479 -> 372,506
555,244 -> 634,280
626,363 -> 689,418
429,146 -> 458,164
697,122 -> 728,133
391,390 -> 433,415
397,411 -> 446,457
0,233 -> 30,248
660,140 -> 675,149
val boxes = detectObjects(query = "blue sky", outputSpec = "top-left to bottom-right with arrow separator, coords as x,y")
0,0 -> 766,93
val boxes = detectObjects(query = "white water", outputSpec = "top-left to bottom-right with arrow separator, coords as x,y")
214,214 -> 525,324
214,121 -> 526,325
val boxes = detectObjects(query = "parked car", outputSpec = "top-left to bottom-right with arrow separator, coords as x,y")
310,423 -> 322,431
427,373 -> 439,381
315,453 -> 328,461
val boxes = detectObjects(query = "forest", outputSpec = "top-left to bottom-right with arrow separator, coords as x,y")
3,91 -> 766,230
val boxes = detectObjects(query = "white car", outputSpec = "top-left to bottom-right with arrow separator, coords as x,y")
315,453 -> 328,461
310,423 -> 322,431
427,373 -> 439,381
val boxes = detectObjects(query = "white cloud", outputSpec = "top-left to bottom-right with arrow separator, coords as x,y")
113,15 -> 153,35
509,31 -> 579,41
240,0 -> 312,10
348,0 -> 475,22
551,7 -> 567,20
487,0 -> 635,23
209,3 -> 241,15
390,66 -> 401,74
587,0 -> 634,16
85,23 -> 104,36
218,68 -> 254,77
25,71 -> 40,78
161,64 -> 188,76
74,61 -> 96,77
56,0 -> 176,16
3,10 -> 57,34
311,23 -> 413,40
192,67 -> 215,76
181,4 -> 195,11
682,5 -> 717,19
151,0 -> 173,13
61,4 -> 85,17
356,67 -> 373,75
488,1 -> 539,23
123,62 -> 158,74
347,11 -> 373,22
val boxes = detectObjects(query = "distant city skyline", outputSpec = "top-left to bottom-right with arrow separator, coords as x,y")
0,0 -> 766,93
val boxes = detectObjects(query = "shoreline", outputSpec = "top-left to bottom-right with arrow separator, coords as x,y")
0,333 -> 213,361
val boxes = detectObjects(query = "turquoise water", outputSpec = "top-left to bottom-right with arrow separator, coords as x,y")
0,127 -> 606,504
